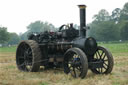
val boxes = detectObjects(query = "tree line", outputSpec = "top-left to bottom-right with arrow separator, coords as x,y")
0,2 -> 128,46
88,2 -> 128,41
0,21 -> 57,46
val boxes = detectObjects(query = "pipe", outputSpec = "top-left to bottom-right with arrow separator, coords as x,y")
78,5 -> 86,37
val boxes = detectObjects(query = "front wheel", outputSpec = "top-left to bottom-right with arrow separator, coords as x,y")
63,48 -> 88,79
91,46 -> 114,74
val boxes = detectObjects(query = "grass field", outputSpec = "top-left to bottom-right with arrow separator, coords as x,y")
0,43 -> 128,85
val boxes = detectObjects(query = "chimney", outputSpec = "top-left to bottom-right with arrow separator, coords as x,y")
78,5 -> 86,37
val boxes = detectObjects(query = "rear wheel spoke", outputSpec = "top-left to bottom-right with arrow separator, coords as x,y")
19,56 -> 24,59
19,62 -> 26,67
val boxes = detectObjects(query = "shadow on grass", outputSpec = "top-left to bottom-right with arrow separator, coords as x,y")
39,67 -> 98,79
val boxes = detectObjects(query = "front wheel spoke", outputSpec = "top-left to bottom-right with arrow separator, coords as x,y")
27,62 -> 32,66
103,65 -> 107,69
104,62 -> 108,67
26,65 -> 32,68
68,61 -> 73,64
98,68 -> 100,72
73,67 -> 76,77
104,59 -> 108,61
100,51 -> 104,59
76,67 -> 80,71
77,65 -> 82,71
102,54 -> 106,60
99,68 -> 101,73
101,68 -> 103,73
97,51 -> 101,59
95,52 -> 99,59
68,65 -> 72,69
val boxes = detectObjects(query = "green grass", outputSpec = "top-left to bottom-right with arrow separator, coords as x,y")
0,46 -> 16,53
98,43 -> 128,56
0,43 -> 128,85
39,82 -> 49,85
0,43 -> 128,53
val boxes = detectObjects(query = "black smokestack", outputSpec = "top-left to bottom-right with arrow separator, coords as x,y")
78,5 -> 86,37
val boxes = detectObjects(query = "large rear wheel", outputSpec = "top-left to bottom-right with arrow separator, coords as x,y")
64,48 -> 88,79
16,40 -> 42,72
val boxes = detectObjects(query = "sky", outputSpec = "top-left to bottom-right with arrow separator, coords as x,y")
0,0 -> 128,34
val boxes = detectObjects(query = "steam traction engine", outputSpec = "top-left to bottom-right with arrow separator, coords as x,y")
16,5 -> 114,79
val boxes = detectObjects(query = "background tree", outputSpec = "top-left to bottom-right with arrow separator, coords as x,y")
8,33 -> 20,45
119,21 -> 128,40
93,9 -> 110,22
89,8 -> 121,41
89,21 -> 120,41
0,27 -> 9,44
18,20 -> 57,41
120,2 -> 128,21
27,21 -> 56,32
111,8 -> 121,23
19,32 -> 28,40
1,2 -> 128,44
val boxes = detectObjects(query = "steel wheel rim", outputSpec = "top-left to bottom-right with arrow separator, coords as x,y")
16,42 -> 33,71
66,51 -> 83,78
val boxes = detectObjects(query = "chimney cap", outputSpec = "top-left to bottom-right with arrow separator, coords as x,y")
78,5 -> 87,9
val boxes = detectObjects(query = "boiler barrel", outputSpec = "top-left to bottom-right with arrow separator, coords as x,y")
73,37 -> 97,56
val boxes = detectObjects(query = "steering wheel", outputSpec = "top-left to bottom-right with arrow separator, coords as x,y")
58,24 -> 69,32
